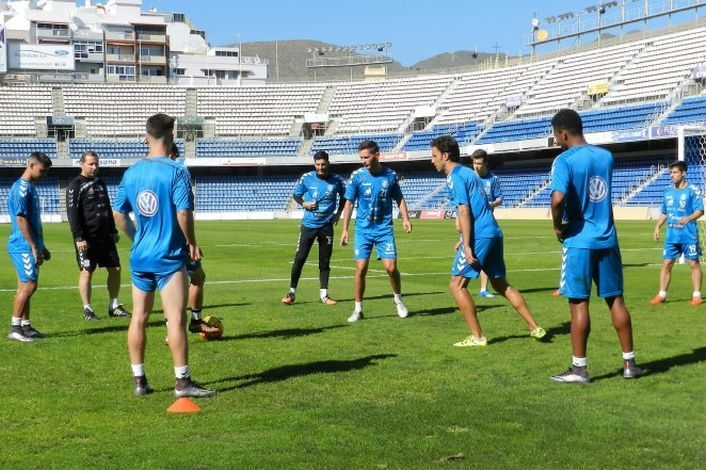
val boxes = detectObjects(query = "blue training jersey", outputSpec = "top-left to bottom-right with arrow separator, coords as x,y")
113,157 -> 194,273
293,171 -> 346,229
7,178 -> 44,254
344,166 -> 403,235
662,183 -> 703,244
550,145 -> 618,249
447,165 -> 502,240
478,172 -> 503,209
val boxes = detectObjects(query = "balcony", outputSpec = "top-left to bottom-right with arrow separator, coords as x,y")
138,75 -> 167,84
106,53 -> 135,63
136,33 -> 167,43
105,32 -> 135,42
138,55 -> 167,65
36,28 -> 70,42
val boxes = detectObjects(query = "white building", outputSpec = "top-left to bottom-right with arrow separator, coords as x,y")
0,0 -> 267,84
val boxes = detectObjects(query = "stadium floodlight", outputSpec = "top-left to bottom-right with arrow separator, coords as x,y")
545,16 -> 557,23
585,5 -> 598,13
557,11 -> 575,20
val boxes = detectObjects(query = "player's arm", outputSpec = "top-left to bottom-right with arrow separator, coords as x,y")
550,191 -> 567,242
396,197 -> 412,233
457,204 -> 476,264
678,209 -> 704,226
177,209 -> 202,262
340,199 -> 354,246
491,177 -> 503,208
653,213 -> 667,241
15,214 -> 43,265
113,210 -> 135,241
293,195 -> 316,211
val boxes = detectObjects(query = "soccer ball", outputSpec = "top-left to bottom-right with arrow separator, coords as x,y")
199,315 -> 224,341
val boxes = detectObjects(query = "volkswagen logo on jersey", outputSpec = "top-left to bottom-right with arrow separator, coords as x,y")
137,190 -> 159,217
588,176 -> 608,203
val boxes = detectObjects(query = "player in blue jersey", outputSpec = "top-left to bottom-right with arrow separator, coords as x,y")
471,149 -> 503,298
651,160 -> 704,306
282,150 -> 345,306
340,140 -> 412,322
6,152 -> 53,342
430,136 -> 546,347
113,114 -> 214,398
549,109 -> 642,383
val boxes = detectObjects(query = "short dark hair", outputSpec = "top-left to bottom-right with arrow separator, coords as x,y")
471,149 -> 488,162
430,135 -> 460,162
551,108 -> 583,136
313,150 -> 329,162
146,113 -> 175,141
80,150 -> 98,163
29,152 -> 52,168
169,143 -> 180,159
669,160 -> 687,172
358,140 -> 379,154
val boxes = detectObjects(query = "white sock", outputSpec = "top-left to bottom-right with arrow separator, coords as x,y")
572,356 -> 587,368
622,351 -> 635,361
20,320 -> 31,327
84,304 -> 94,312
693,291 -> 701,298
658,290 -> 667,299
289,288 -> 296,295
11,317 -> 21,327
175,365 -> 190,379
320,289 -> 328,299
354,301 -> 363,313
110,298 -> 121,310
131,363 -> 145,377
393,293 -> 403,304
190,308 -> 202,321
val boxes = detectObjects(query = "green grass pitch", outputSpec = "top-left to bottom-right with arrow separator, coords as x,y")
0,219 -> 704,468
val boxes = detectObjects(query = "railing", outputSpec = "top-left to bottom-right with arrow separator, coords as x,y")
106,54 -> 135,62
105,32 -> 135,41
136,34 -> 166,42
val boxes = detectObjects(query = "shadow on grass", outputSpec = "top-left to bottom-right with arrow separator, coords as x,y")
52,319 -> 164,338
487,320 -> 571,345
211,353 -> 398,392
219,324 -> 347,341
518,287 -> 561,295
201,302 -> 251,309
622,263 -> 650,268
417,304 -> 502,317
336,291 -> 444,303
591,346 -> 706,382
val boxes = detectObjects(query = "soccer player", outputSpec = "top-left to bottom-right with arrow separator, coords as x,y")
167,143 -> 214,334
651,161 -> 704,305
549,108 -> 642,383
282,150 -> 345,306
340,140 -> 412,322
66,150 -> 131,321
7,152 -> 52,342
430,136 -> 546,346
471,149 -> 503,298
113,113 -> 214,397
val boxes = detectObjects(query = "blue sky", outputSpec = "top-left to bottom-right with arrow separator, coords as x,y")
148,0 -> 686,65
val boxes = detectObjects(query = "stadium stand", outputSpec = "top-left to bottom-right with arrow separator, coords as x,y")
63,84 -> 187,137
403,122 -> 482,151
195,138 -> 302,157
195,175 -> 298,212
68,139 -> 185,159
662,95 -> 706,126
0,139 -> 57,159
477,116 -> 552,144
0,86 -> 53,136
0,177 -> 61,215
581,102 -> 665,133
197,84 -> 326,136
311,133 -> 403,155
329,76 -> 454,133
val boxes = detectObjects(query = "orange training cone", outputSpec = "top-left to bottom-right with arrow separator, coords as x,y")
167,397 -> 201,414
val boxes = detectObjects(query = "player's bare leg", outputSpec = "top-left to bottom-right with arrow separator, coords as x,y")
348,260 -> 369,322
605,295 -> 643,378
652,260 -> 674,304
161,270 -> 189,367
13,280 -> 36,323
189,266 -> 205,311
106,267 -> 130,317
479,271 -> 494,297
688,259 -> 702,304
568,299 -> 591,358
489,277 -> 543,333
382,258 -> 407,317
128,284 -> 154,395
79,269 -> 100,321
449,276 -> 485,344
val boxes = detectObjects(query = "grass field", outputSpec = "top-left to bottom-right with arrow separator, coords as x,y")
0,219 -> 704,468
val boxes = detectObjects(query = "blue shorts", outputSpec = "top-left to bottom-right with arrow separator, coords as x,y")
663,242 -> 701,261
559,246 -> 623,299
132,268 -> 182,293
9,251 -> 39,283
354,231 -> 397,260
451,237 -> 506,279
186,259 -> 202,275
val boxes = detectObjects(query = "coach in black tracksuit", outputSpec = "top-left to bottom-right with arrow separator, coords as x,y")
66,151 -> 131,321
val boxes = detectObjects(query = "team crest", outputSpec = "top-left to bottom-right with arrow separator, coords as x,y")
137,190 -> 159,217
